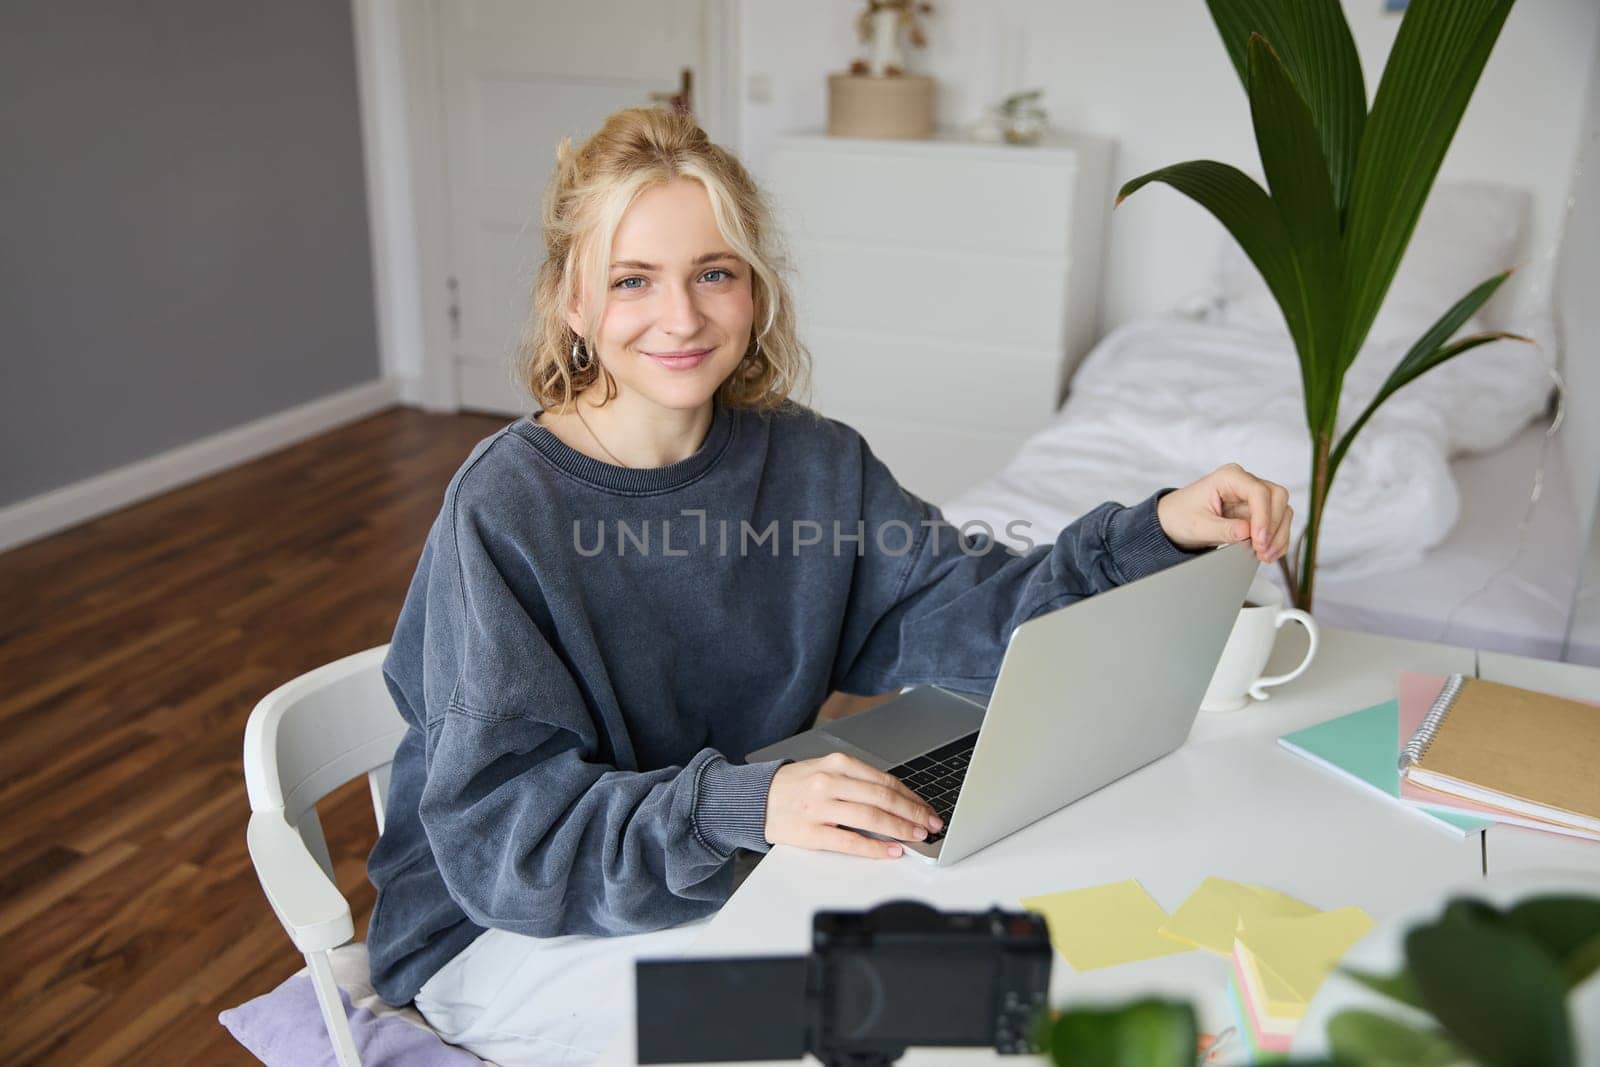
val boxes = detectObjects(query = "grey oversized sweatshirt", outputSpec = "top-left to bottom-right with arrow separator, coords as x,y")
366,398 -> 1197,1004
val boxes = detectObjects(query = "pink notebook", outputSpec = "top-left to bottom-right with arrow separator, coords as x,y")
1398,672 -> 1600,841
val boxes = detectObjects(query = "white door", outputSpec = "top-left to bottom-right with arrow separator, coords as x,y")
435,1 -> 716,414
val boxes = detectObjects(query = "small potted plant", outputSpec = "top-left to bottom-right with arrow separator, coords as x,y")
998,89 -> 1047,145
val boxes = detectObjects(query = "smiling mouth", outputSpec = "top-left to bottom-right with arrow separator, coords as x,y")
643,350 -> 713,371
646,347 -> 714,359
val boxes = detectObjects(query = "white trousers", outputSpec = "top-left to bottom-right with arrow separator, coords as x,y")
413,915 -> 716,1066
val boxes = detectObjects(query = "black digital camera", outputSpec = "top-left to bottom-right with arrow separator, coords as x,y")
636,899 -> 1053,1066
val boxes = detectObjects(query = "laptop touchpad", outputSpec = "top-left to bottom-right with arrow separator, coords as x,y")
822,687 -> 987,765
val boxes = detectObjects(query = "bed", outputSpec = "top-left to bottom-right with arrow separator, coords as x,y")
1313,416 -> 1582,660
938,182 -> 1591,661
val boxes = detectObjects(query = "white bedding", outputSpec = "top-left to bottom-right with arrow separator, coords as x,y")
1312,416 -> 1583,660
940,316 -> 1554,583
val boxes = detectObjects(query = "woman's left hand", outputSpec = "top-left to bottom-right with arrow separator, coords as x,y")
1156,463 -> 1292,563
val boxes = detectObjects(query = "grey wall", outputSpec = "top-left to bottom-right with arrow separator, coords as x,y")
0,0 -> 379,508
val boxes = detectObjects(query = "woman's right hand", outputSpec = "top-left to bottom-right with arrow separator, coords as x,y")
763,753 -> 943,858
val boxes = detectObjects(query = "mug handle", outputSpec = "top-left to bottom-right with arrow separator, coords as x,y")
1247,609 -> 1319,701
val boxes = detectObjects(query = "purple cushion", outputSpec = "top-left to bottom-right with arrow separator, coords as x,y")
219,975 -> 482,1067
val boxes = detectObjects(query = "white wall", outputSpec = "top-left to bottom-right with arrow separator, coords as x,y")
737,0 -> 1600,339
1556,13 -> 1600,664
353,0 -> 428,404
1556,15 -> 1600,539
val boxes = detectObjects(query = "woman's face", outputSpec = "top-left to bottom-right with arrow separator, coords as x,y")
568,178 -> 754,414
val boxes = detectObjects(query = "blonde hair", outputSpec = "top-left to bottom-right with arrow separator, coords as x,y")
519,107 -> 811,414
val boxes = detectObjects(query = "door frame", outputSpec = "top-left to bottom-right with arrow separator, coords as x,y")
351,0 -> 740,412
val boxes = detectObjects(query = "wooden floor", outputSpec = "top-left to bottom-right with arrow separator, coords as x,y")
0,408 -> 507,1064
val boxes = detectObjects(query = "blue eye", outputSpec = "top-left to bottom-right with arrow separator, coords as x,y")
612,269 -> 734,290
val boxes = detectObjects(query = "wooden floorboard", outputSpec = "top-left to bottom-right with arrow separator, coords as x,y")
0,407 -> 505,1064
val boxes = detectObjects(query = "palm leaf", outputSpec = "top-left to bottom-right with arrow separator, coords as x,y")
1116,161 -> 1312,363
1338,0 -> 1516,366
1328,270 -> 1525,481
1124,0 -> 1517,613
1328,335 -> 1522,488
1206,0 -> 1366,216
1246,32 -> 1345,431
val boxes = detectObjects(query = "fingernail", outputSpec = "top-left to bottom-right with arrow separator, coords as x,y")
929,815 -> 943,830
914,827 -> 927,839
888,844 -> 902,857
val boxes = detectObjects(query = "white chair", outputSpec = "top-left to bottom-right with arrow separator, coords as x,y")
243,645 -> 408,1067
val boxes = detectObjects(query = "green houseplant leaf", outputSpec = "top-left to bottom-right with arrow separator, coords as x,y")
1563,935 -> 1600,989
1326,1010 -> 1465,1066
1506,896 -> 1600,986
1338,0 -> 1516,367
1245,32 -> 1345,432
1327,270 -> 1526,482
1405,912 -> 1576,1067
1120,0 -> 1523,612
1438,897 -> 1508,928
1116,161 -> 1308,356
1340,965 -> 1426,1011
1205,0 -> 1366,215
1038,999 -> 1196,1066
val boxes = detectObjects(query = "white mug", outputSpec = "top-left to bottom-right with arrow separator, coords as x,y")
1200,576 -> 1319,712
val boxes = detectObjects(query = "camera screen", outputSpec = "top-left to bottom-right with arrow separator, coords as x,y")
822,946 -> 999,1044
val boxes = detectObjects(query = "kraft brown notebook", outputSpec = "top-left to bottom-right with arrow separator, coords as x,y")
1398,675 -> 1600,834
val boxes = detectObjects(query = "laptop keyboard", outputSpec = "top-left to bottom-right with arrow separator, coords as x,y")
884,731 -> 979,844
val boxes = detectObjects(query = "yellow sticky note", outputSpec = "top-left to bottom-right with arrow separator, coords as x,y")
1236,906 -> 1376,1002
1020,879 -> 1193,971
1158,876 -> 1318,956
1233,938 -> 1307,1023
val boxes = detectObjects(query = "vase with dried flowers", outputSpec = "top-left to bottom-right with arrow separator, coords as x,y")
850,0 -> 935,78
828,1 -> 937,139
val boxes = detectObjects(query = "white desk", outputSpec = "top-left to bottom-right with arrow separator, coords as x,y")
607,627 -> 1600,1064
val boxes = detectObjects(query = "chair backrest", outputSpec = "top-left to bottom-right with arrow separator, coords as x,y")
244,645 -> 406,1067
243,645 -> 408,876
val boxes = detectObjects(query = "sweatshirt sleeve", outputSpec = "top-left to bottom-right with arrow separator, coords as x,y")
409,478 -> 784,939
830,435 -> 1202,697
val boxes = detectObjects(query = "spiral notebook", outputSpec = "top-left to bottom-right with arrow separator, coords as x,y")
1396,673 -> 1600,840
1399,675 -> 1600,835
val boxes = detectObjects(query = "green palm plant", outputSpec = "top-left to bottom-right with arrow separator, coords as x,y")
1116,0 -> 1529,611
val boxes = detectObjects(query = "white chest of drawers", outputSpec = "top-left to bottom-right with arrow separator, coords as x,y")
764,129 -> 1114,505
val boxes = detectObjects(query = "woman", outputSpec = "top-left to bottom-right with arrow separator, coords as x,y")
367,107 -> 1290,1063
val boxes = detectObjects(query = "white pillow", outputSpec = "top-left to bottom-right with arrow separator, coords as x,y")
1216,181 -> 1530,345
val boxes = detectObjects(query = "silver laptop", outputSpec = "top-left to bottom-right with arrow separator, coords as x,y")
747,540 -> 1259,866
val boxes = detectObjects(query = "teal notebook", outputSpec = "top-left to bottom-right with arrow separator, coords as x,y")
1278,700 -> 1489,836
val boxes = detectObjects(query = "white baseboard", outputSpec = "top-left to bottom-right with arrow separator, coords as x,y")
393,372 -> 427,407
0,379 -> 400,554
